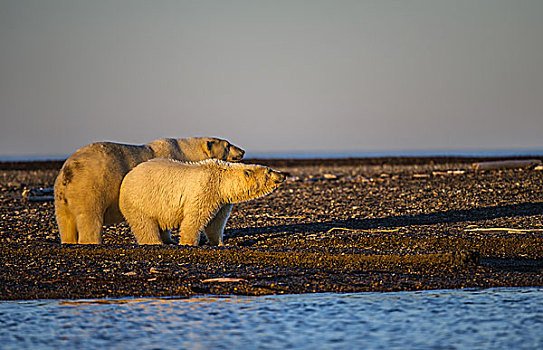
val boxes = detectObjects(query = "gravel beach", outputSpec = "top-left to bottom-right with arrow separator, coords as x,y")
1,157 -> 543,300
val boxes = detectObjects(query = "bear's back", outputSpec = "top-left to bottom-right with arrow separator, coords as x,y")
69,142 -> 153,169
124,158 -> 215,188
135,158 -> 221,179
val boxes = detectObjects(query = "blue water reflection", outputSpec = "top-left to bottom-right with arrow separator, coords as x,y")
1,288 -> 542,349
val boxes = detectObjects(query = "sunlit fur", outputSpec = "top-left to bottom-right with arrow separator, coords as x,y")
54,137 -> 244,244
119,158 -> 286,246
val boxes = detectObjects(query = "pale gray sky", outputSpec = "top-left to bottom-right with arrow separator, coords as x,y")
1,0 -> 542,157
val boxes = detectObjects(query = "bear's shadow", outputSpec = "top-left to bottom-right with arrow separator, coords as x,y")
225,201 -> 543,243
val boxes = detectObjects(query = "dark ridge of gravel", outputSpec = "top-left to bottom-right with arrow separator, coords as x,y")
1,157 -> 543,300
0,160 -> 65,171
246,155 -> 543,168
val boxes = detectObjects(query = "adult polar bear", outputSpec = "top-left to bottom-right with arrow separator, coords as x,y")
54,137 -> 245,244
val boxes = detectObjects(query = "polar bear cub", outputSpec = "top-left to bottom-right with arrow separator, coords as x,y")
119,158 -> 287,246
54,137 -> 244,244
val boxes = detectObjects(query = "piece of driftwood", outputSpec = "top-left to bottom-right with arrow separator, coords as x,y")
201,278 -> 247,283
432,170 -> 466,176
326,227 -> 400,234
472,159 -> 542,171
27,196 -> 54,202
22,187 -> 55,202
465,227 -> 543,233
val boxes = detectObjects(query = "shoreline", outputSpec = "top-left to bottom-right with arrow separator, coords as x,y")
1,156 -> 543,300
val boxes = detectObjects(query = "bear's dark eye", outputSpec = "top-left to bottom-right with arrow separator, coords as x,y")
207,140 -> 214,152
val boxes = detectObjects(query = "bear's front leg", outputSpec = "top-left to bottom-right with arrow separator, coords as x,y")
178,210 -> 208,246
128,216 -> 163,245
203,204 -> 232,246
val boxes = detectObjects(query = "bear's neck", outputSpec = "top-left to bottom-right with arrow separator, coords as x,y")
219,175 -> 276,204
147,139 -> 185,160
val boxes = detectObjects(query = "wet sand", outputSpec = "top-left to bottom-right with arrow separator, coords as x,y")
1,157 -> 543,300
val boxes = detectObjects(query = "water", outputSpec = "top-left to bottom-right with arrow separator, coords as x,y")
1,288 -> 542,349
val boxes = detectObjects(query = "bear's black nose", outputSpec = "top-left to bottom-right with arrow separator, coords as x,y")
274,171 -> 287,184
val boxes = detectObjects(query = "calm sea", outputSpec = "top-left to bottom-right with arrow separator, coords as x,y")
1,288 -> 542,349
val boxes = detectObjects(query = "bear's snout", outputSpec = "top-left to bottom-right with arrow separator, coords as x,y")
229,147 -> 245,161
273,171 -> 288,184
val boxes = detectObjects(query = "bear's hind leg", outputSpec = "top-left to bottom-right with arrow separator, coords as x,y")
56,202 -> 78,244
75,213 -> 103,244
204,204 -> 233,246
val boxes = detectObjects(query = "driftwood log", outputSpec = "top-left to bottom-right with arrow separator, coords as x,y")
22,187 -> 54,202
472,159 -> 541,171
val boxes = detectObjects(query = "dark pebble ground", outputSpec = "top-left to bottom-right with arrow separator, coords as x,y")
1,157 -> 543,300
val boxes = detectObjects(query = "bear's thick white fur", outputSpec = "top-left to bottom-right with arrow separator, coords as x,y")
119,158 -> 286,246
54,137 -> 244,244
